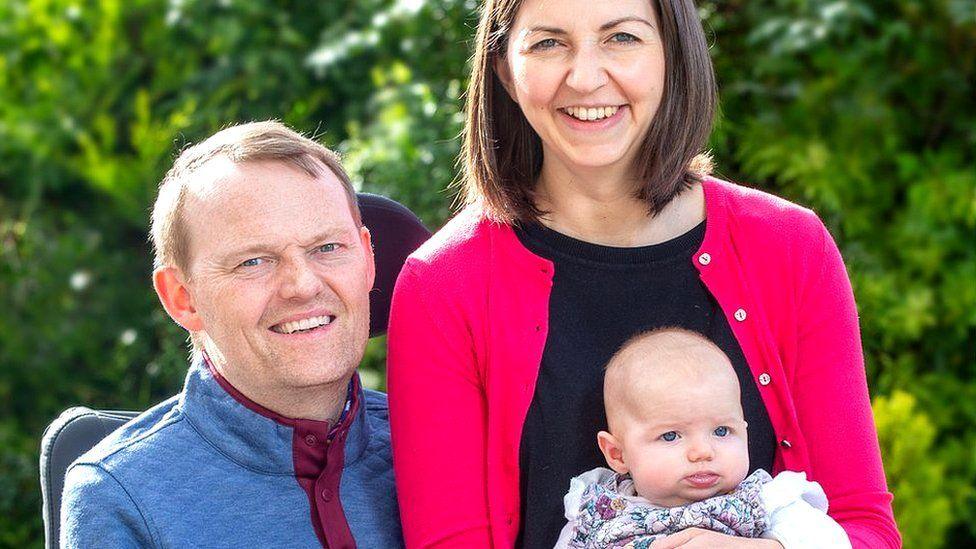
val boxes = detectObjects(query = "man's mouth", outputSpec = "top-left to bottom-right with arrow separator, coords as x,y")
270,315 -> 335,334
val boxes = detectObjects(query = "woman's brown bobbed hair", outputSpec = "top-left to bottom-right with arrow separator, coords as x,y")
460,0 -> 717,224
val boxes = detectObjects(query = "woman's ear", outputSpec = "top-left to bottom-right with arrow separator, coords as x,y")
597,430 -> 628,474
494,56 -> 518,104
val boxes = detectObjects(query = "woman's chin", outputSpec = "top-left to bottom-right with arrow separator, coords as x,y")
552,149 -> 632,174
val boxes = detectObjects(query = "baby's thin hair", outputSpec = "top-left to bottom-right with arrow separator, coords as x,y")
606,326 -> 724,374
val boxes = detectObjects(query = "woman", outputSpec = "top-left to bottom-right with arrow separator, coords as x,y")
387,0 -> 900,547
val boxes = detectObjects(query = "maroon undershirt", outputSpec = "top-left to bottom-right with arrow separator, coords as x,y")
205,354 -> 359,549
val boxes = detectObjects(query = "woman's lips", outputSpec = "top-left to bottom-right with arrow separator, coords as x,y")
558,104 -> 627,132
683,472 -> 721,489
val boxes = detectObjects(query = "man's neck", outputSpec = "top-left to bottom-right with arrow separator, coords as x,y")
201,350 -> 351,423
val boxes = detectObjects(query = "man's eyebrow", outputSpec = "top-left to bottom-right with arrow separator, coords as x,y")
600,16 -> 656,31
217,229 -> 350,263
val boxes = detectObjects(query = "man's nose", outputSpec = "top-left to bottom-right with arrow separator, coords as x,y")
278,258 -> 324,301
687,436 -> 715,462
565,43 -> 610,94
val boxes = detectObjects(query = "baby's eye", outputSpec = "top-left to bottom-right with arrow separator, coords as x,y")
659,431 -> 678,442
714,426 -> 730,437
609,32 -> 639,44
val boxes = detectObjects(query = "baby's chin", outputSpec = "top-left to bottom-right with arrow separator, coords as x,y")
640,481 -> 739,507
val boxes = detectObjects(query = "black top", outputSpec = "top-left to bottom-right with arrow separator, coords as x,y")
513,220 -> 776,549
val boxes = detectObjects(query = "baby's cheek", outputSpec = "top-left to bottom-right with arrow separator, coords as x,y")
731,440 -> 751,481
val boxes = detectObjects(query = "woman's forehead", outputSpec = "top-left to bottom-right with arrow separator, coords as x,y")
511,0 -> 656,31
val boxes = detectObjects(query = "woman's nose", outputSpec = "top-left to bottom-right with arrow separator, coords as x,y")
279,258 -> 324,301
565,43 -> 609,94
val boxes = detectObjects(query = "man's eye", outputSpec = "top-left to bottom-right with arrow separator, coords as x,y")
239,257 -> 264,268
531,38 -> 559,50
714,426 -> 730,437
317,243 -> 338,253
660,431 -> 678,442
610,32 -> 638,44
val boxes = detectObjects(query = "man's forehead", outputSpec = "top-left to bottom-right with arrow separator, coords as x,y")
183,157 -> 345,211
179,157 -> 356,258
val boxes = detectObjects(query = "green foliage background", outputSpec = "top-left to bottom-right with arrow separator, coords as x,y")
0,0 -> 972,546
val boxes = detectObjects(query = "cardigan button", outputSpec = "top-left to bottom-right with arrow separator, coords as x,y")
321,488 -> 334,501
780,439 -> 793,449
304,434 -> 317,446
698,252 -> 711,266
758,373 -> 771,386
734,308 -> 747,322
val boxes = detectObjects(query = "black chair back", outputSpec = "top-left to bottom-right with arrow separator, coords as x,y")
39,193 -> 430,548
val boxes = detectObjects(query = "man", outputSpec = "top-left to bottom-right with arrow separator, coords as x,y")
60,121 -> 402,548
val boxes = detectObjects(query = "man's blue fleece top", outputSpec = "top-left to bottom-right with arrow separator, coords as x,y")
60,357 -> 402,548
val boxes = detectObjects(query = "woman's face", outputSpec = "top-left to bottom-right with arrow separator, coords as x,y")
497,0 -> 666,175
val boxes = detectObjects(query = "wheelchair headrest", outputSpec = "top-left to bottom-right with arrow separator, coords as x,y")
358,193 -> 431,337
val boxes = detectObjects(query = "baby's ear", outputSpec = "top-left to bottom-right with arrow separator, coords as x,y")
597,431 -> 628,474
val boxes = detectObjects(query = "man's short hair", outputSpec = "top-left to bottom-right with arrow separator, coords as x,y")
150,120 -> 360,272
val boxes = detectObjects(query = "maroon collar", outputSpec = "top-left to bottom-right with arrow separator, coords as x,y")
203,352 -> 359,436
202,352 -> 361,548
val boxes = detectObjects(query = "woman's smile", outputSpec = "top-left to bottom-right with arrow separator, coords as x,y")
558,104 -> 628,133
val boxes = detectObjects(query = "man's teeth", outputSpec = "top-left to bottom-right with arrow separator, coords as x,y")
565,105 -> 619,121
273,315 -> 332,334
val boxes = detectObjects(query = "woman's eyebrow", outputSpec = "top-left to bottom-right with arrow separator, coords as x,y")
526,17 -> 655,35
526,25 -> 567,35
600,16 -> 655,31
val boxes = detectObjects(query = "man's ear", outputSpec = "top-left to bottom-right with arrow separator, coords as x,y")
597,430 -> 629,474
360,225 -> 376,290
494,55 -> 518,104
153,267 -> 204,332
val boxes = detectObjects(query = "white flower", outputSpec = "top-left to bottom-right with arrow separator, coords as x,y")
69,271 -> 91,291
120,329 -> 137,346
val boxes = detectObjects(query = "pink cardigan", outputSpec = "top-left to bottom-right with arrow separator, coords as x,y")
387,178 -> 900,548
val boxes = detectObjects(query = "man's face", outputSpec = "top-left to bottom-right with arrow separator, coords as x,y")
178,158 -> 373,395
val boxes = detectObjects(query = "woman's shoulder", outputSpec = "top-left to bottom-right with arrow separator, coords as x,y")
704,176 -> 829,250
400,204 -> 498,283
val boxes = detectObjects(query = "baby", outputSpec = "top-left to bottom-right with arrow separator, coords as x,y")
555,328 -> 851,548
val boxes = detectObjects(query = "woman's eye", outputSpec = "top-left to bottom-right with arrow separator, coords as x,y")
714,426 -> 730,437
239,257 -> 264,268
531,38 -> 559,50
610,32 -> 638,44
660,431 -> 678,442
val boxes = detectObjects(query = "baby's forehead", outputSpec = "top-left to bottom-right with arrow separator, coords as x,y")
612,375 -> 745,432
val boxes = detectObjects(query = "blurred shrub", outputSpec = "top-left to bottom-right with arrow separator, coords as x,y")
874,391 -> 957,548
0,0 -> 972,546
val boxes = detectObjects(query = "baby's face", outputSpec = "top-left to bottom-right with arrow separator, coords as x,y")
607,366 -> 749,506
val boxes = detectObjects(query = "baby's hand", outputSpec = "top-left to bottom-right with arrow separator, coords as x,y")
648,528 -> 784,549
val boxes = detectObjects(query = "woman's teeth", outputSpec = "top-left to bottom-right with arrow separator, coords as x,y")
564,105 -> 619,121
272,315 -> 332,334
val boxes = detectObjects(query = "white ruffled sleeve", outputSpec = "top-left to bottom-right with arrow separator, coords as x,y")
760,470 -> 852,549
553,468 -> 616,549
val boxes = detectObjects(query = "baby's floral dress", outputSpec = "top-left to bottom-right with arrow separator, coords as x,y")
554,468 -> 771,548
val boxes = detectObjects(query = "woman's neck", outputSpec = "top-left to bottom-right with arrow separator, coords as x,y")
534,159 -> 705,247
